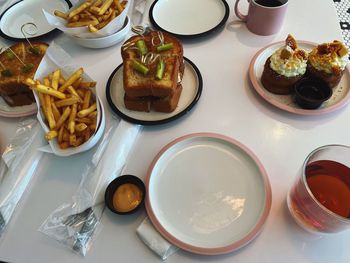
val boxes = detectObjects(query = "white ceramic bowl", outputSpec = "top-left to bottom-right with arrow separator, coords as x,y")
68,16 -> 131,49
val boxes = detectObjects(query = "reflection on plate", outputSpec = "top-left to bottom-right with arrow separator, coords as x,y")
0,0 -> 71,41
0,97 -> 37,118
145,133 -> 272,255
249,41 -> 350,115
149,0 -> 229,39
106,57 -> 202,125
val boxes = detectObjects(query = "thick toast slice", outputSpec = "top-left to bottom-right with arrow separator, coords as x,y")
123,55 -> 180,98
0,42 -> 48,105
121,31 -> 183,98
124,84 -> 183,113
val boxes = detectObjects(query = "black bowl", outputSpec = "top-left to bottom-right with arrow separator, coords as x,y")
105,175 -> 146,215
294,77 -> 332,109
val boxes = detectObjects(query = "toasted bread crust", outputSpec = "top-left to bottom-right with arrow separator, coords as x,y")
0,42 -> 48,105
124,84 -> 183,113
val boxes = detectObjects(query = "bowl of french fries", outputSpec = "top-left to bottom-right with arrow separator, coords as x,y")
68,15 -> 130,48
26,43 -> 106,156
43,0 -> 130,40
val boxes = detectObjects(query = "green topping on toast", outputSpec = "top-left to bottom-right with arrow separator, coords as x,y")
156,60 -> 165,80
28,46 -> 41,56
132,59 -> 149,75
5,50 -> 14,60
136,40 -> 148,56
22,63 -> 34,73
1,69 -> 13,77
157,43 -> 174,52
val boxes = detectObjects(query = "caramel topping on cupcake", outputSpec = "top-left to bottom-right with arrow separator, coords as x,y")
270,35 -> 308,77
309,40 -> 348,74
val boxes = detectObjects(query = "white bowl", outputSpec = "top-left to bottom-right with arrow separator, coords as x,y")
68,16 -> 131,49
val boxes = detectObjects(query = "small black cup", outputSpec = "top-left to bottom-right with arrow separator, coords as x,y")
105,175 -> 146,215
294,77 -> 332,109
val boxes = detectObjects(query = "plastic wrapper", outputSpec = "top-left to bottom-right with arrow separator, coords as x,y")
39,119 -> 141,256
0,118 -> 46,236
43,0 -> 130,38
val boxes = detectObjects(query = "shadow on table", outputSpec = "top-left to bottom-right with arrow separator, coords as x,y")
226,20 -> 280,48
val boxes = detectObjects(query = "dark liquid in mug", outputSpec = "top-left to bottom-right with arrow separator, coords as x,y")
306,160 -> 350,218
255,0 -> 284,7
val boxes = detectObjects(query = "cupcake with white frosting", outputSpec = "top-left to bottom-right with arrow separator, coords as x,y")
261,35 -> 308,94
307,40 -> 348,88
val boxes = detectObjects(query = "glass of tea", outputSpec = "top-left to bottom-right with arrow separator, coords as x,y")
287,145 -> 350,234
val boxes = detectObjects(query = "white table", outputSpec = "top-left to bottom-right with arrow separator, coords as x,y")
1,0 -> 350,262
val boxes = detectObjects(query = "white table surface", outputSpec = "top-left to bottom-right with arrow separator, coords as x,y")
1,0 -> 350,262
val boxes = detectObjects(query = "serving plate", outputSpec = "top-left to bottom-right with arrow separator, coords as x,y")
0,0 -> 72,41
106,57 -> 202,125
0,97 -> 37,118
145,133 -> 272,255
249,41 -> 350,115
149,0 -> 229,39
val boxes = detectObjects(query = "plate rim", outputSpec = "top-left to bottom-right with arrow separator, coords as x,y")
145,132 -> 272,255
106,57 -> 203,126
0,0 -> 72,41
249,40 -> 350,116
0,102 -> 37,118
149,0 -> 230,39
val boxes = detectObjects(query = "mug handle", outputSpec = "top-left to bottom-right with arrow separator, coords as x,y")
234,0 -> 248,21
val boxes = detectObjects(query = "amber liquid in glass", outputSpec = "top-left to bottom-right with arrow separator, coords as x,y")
306,160 -> 350,218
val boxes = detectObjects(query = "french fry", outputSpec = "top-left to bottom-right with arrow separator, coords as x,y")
51,102 -> 61,122
68,1 -> 93,18
88,24 -> 98,32
75,123 -> 88,132
33,84 -> 66,99
69,134 -> 77,146
67,86 -> 82,101
76,117 -> 93,124
59,142 -> 70,149
82,90 -> 91,109
67,19 -> 99,27
79,81 -> 96,88
51,69 -> 60,90
58,126 -> 65,144
55,97 -> 80,108
68,104 -> 78,134
92,0 -> 103,8
83,127 -> 91,141
54,10 -> 67,19
44,94 -> 56,129
114,0 -> 124,14
98,0 -> 113,15
59,68 -> 84,92
76,89 -> 85,98
89,123 -> 96,131
77,103 -> 97,118
45,130 -> 58,141
56,107 -> 71,130
88,111 -> 97,119
38,92 -> 47,120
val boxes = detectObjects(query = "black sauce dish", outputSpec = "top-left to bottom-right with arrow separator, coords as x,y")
294,77 -> 332,109
104,175 -> 146,215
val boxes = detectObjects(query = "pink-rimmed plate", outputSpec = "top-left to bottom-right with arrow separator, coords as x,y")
0,97 -> 37,118
249,41 -> 350,115
145,133 -> 272,255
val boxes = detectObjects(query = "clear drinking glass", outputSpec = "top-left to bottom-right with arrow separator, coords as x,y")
287,145 -> 350,234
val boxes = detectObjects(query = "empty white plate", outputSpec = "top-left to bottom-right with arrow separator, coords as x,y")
145,133 -> 272,255
149,0 -> 229,39
0,0 -> 71,40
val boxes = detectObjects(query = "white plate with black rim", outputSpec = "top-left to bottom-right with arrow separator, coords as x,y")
106,57 -> 202,125
145,133 -> 272,255
0,0 -> 72,41
149,0 -> 230,39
